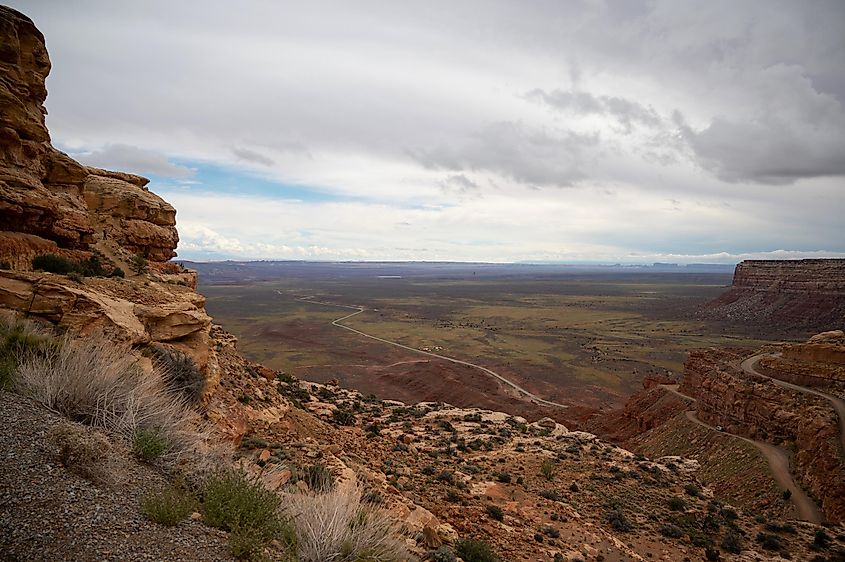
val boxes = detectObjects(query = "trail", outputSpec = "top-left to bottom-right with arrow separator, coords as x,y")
295,295 -> 569,409
657,384 -> 823,523
741,354 -> 845,456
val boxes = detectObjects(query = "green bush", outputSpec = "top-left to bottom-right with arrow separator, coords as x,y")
0,260 -> 10,269
455,539 -> 498,562
130,253 -> 148,274
332,408 -> 355,426
660,523 -> 684,538
133,428 -> 171,461
604,508 -> 633,532
684,483 -> 701,497
539,459 -> 556,481
428,546 -> 457,562
110,267 -> 125,278
721,530 -> 743,553
668,496 -> 687,511
203,469 -> 294,559
32,253 -> 78,275
485,504 -> 503,521
140,487 -> 194,526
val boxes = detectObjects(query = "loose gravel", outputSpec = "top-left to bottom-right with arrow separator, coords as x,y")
0,392 -> 234,561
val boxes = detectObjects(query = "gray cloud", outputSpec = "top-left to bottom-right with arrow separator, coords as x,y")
528,89 -> 661,133
414,122 -> 600,187
74,144 -> 193,178
232,147 -> 274,166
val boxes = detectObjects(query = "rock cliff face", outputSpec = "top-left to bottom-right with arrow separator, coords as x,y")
701,259 -> 845,336
678,347 -> 845,523
0,6 -> 206,388
0,8 -> 177,261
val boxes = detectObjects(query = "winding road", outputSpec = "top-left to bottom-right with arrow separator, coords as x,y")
741,354 -> 845,456
294,295 -> 569,409
658,384 -> 823,523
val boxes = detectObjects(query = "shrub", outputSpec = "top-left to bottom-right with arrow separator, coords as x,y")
428,546 -> 457,562
32,253 -> 78,275
332,408 -> 355,426
203,469 -> 294,559
494,471 -> 511,483
756,532 -> 782,551
813,529 -> 831,548
0,314 -> 52,390
486,504 -> 504,521
140,487 -> 194,526
133,428 -> 170,461
79,255 -> 106,277
455,539 -> 498,562
301,464 -> 335,492
604,508 -> 633,532
284,484 -> 408,562
151,345 -> 206,403
130,253 -> 148,274
668,496 -> 687,511
539,459 -> 556,481
16,334 -> 200,456
110,267 -> 125,278
721,530 -> 743,553
684,483 -> 701,497
48,422 -> 111,481
0,260 -> 10,269
660,523 -> 684,538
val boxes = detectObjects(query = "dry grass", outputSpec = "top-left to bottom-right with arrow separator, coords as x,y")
47,422 -> 112,482
16,334 -> 202,458
284,483 -> 408,562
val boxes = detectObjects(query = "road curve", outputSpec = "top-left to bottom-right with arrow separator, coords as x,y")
741,354 -> 845,456
683,410 -> 823,524
657,384 -> 823,523
297,296 -> 569,409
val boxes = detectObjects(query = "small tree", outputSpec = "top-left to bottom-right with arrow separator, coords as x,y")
130,253 -> 148,275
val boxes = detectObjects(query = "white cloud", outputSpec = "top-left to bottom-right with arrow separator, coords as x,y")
8,0 -> 844,261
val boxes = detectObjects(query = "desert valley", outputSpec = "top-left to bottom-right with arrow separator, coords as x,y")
2,3 -> 845,562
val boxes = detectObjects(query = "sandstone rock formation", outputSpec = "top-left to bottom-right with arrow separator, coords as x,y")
701,259 -> 845,336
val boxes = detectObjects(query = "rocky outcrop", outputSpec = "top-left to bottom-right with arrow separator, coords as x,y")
700,259 -> 845,336
0,6 -> 201,389
680,347 -> 845,523
0,7 -> 177,263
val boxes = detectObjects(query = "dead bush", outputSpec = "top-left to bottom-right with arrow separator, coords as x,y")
48,422 -> 111,482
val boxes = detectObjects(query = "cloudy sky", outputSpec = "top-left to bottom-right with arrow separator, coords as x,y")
13,0 -> 845,263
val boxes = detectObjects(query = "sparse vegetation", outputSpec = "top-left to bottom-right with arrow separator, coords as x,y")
140,486 -> 194,526
539,459 -> 556,481
721,530 -> 743,553
0,313 -> 52,390
300,463 -> 335,492
130,253 -> 148,274
486,504 -> 504,521
428,546 -> 457,562
151,345 -> 206,403
455,539 -> 498,562
604,508 -> 633,532
15,333 -> 200,456
133,428 -> 170,461
283,484 -> 407,562
47,422 -> 111,481
203,469 -> 294,559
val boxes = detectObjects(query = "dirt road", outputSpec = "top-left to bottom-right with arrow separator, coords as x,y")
742,354 -> 845,456
658,384 -> 823,523
299,296 -> 569,409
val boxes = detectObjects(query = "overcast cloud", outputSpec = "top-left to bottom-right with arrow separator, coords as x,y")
11,0 -> 845,262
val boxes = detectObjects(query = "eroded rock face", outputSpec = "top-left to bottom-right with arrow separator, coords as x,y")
0,6 -> 177,263
701,259 -> 845,336
680,347 -> 845,523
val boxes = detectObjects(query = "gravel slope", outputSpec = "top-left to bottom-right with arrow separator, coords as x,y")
0,392 -> 233,562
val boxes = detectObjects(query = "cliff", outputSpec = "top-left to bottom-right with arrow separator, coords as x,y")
700,259 -> 845,336
2,6 -> 843,560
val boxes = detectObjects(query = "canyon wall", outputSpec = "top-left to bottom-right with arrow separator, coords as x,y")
701,259 -> 845,336
680,348 -> 845,523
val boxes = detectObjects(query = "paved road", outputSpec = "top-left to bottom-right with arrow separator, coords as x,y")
741,354 -> 845,456
658,384 -> 823,523
297,296 -> 569,409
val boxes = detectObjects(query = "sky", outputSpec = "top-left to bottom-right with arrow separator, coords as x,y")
11,0 -> 845,263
